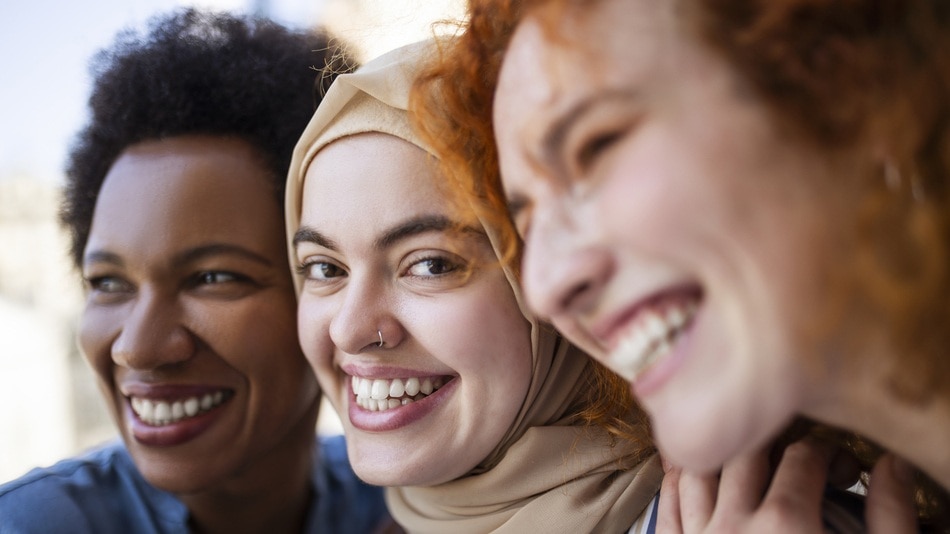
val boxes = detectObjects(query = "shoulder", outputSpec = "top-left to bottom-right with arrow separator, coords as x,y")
306,435 -> 391,534
0,442 -> 186,533
0,442 -> 131,499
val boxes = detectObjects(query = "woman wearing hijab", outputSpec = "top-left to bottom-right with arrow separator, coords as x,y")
286,40 -> 662,533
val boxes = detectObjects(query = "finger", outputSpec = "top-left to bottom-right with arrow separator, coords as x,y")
656,464 -> 683,533
827,445 -> 863,490
760,438 -> 831,522
866,454 -> 918,534
678,469 -> 719,532
713,446 -> 771,514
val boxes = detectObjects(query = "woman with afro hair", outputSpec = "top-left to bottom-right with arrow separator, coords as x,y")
0,8 -> 390,533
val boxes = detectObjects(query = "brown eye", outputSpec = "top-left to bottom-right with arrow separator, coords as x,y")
194,271 -> 240,285
406,256 -> 462,277
298,261 -> 346,281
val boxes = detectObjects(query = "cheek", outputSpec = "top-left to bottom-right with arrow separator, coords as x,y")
296,299 -> 336,378
596,137 -> 694,249
212,299 -> 310,383
78,306 -> 120,381
453,281 -> 533,408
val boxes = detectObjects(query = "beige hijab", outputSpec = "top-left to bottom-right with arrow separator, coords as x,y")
285,40 -> 663,533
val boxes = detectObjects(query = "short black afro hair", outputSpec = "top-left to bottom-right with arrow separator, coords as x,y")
61,7 -> 351,268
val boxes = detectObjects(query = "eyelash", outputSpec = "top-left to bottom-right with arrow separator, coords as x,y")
84,275 -> 132,294
575,128 -> 626,172
190,271 -> 245,286
403,254 -> 464,279
84,271 -> 248,295
296,260 -> 345,281
295,253 -> 467,282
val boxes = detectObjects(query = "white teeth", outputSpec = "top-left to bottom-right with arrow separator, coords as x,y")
371,379 -> 389,400
358,379 -> 372,398
154,402 -> 170,420
389,378 -> 405,397
644,312 -> 666,338
184,398 -> 199,417
350,375 -> 447,411
609,299 -> 699,381
130,391 -> 229,426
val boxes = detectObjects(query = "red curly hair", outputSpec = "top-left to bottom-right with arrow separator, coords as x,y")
410,0 -> 950,523
412,0 -> 950,403
410,2 -> 654,452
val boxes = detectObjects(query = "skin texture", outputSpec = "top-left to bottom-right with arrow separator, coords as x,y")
489,0 -> 932,529
657,443 -> 918,533
493,0 -> 856,474
294,133 -> 533,487
80,135 -> 318,531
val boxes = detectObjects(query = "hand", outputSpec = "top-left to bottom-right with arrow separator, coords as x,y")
655,440 -> 918,533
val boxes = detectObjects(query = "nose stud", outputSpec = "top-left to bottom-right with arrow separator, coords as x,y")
377,330 -> 384,348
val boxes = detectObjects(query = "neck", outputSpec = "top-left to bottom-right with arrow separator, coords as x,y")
181,404 -> 319,533
807,352 -> 950,490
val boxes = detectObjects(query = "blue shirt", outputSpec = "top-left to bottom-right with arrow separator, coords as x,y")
0,435 -> 388,534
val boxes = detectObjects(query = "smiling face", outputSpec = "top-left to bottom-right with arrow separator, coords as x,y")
294,132 -> 532,486
494,0 -> 852,472
80,135 -> 318,493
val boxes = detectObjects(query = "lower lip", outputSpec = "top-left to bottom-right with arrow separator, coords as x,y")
126,399 -> 229,447
630,313 -> 699,399
347,378 -> 458,432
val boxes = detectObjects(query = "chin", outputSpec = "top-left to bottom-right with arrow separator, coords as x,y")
650,408 -> 739,474
139,465 -> 215,495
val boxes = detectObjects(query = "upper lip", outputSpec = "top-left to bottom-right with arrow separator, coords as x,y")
119,382 -> 232,399
339,361 -> 453,380
588,284 -> 702,352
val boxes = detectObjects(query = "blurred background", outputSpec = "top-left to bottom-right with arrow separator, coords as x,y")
0,0 -> 463,483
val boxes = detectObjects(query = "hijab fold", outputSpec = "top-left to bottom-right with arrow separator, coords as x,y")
285,40 -> 662,534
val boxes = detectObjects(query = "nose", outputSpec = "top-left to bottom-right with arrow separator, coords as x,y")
328,273 -> 404,354
112,288 -> 195,370
521,203 -> 614,321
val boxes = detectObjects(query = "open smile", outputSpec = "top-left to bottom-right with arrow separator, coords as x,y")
350,375 -> 449,412
120,384 -> 236,447
601,286 -> 702,383
129,390 -> 232,426
345,371 -> 458,432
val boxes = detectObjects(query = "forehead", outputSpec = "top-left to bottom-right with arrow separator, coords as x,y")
87,136 -> 282,257
300,133 -> 451,229
495,0 -> 677,121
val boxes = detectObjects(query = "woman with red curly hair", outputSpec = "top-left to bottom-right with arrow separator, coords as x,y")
412,0 -> 950,530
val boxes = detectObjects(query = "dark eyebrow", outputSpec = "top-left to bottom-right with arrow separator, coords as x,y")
293,226 -> 339,252
173,243 -> 274,268
375,215 -> 482,250
294,215 -> 484,253
83,244 -> 274,270
539,89 -> 640,174
82,250 -> 124,268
